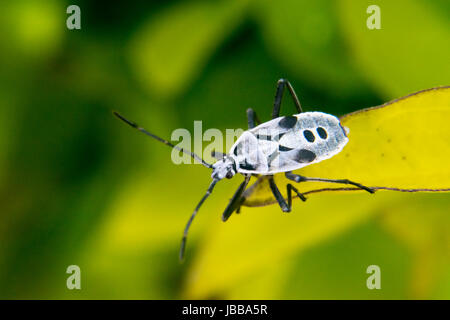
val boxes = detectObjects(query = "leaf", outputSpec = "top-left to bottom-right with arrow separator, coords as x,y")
183,191 -> 401,298
337,0 -> 450,97
128,0 -> 249,99
254,0 -> 365,94
243,86 -> 450,207
275,221 -> 411,299
211,220 -> 413,299
379,194 -> 450,298
0,0 -> 63,61
183,87 -> 450,299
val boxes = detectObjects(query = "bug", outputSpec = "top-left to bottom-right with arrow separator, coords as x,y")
113,79 -> 375,260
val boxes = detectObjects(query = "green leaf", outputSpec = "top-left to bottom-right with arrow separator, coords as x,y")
0,0 -> 63,61
128,0 -> 249,99
254,0 -> 365,94
337,0 -> 450,97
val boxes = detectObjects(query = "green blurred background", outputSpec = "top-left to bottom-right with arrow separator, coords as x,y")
0,0 -> 449,299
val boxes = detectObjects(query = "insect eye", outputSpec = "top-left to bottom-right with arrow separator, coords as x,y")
303,130 -> 315,143
316,127 -> 327,139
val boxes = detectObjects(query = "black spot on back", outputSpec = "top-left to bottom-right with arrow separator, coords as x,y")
256,134 -> 272,141
295,149 -> 316,163
317,127 -> 327,139
303,130 -> 315,142
239,159 -> 256,171
279,116 -> 297,129
256,132 -> 286,141
279,145 -> 293,152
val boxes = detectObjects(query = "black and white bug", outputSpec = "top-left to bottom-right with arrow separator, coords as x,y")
114,79 -> 374,260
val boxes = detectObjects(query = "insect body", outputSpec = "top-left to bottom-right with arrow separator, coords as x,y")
230,112 -> 349,175
114,79 -> 374,260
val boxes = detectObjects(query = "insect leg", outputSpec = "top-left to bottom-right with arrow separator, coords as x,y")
272,79 -> 303,119
222,175 -> 251,221
268,176 -> 290,212
235,196 -> 246,214
285,172 -> 375,194
287,184 -> 307,209
247,108 -> 262,129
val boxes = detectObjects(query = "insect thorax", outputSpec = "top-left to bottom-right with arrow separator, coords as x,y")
211,157 -> 237,180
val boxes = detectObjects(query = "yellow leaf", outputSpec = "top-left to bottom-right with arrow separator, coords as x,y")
243,86 -> 450,207
379,194 -> 450,298
183,87 -> 450,299
183,191 -> 401,298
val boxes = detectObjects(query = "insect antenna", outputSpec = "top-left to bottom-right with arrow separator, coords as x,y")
113,111 -> 213,169
180,178 -> 219,261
